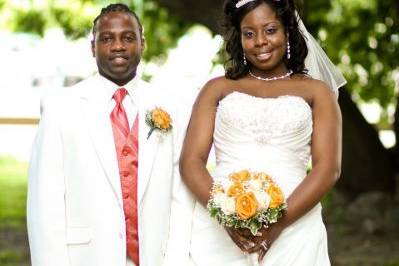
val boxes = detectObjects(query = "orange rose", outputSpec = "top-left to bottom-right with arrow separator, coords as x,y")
151,108 -> 172,129
266,183 -> 284,208
235,192 -> 259,220
227,182 -> 244,197
256,172 -> 272,182
230,170 -> 251,182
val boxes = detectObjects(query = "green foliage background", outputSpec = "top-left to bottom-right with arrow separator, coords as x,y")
0,0 -> 191,61
302,0 -> 398,116
0,0 -> 398,122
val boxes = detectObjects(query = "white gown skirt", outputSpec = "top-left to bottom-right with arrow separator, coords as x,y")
189,202 -> 330,266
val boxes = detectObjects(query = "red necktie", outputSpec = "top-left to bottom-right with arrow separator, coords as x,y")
110,88 -> 130,140
110,88 -> 140,265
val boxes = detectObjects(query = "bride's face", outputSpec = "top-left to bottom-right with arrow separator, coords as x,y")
240,3 -> 288,76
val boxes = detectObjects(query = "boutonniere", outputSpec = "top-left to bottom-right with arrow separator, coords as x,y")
145,107 -> 173,139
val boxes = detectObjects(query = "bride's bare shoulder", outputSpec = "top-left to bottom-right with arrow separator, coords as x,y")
290,74 -> 337,105
199,76 -> 237,101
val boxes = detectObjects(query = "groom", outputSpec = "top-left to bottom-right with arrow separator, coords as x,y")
27,3 -> 192,266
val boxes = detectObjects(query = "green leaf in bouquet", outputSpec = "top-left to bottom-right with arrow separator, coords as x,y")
248,219 -> 262,236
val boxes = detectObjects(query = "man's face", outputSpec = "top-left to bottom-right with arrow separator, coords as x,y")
92,12 -> 144,86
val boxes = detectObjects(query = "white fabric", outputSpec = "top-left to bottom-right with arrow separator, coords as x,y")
126,258 -> 136,266
298,13 -> 347,97
100,75 -> 138,127
27,73 -> 193,266
188,92 -> 330,266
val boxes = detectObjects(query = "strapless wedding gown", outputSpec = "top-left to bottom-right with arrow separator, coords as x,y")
189,91 -> 330,266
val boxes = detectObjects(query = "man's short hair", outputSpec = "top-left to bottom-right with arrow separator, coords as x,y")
92,3 -> 143,38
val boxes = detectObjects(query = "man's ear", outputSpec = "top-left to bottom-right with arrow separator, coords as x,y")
91,38 -> 95,58
141,37 -> 146,55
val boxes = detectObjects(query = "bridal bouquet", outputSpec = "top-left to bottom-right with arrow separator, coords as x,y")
207,170 -> 287,235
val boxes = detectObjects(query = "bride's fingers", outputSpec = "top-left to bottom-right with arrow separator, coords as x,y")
257,241 -> 269,262
245,243 -> 263,254
226,228 -> 255,251
258,248 -> 267,262
237,228 -> 254,238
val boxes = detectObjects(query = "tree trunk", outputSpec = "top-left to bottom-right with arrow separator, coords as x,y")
393,96 -> 399,170
154,0 -> 222,33
338,88 -> 395,197
153,0 -> 397,197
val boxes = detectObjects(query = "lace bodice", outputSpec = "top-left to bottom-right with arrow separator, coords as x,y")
213,91 -> 313,196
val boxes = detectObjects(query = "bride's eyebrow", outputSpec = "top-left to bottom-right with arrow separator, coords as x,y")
241,21 -> 281,29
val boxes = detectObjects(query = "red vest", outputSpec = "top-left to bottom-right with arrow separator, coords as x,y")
114,115 -> 139,265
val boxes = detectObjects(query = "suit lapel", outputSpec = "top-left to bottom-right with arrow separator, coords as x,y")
137,89 -> 160,205
80,81 -> 123,210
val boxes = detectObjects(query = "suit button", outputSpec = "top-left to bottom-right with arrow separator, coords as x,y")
122,147 -> 131,156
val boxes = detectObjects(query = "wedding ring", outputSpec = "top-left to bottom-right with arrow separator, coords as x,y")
261,241 -> 268,251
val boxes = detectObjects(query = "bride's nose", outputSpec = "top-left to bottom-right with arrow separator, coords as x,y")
255,32 -> 268,47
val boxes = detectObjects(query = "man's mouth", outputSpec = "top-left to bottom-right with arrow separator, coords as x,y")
110,55 -> 129,64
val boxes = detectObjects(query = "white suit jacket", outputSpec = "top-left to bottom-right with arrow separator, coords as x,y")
27,74 -> 194,266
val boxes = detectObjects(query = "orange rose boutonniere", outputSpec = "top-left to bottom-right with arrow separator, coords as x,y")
146,107 -> 172,139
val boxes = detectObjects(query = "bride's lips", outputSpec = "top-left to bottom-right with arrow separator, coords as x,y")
255,51 -> 272,61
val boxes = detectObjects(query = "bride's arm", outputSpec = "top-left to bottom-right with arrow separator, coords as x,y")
180,78 -> 258,252
180,78 -> 222,207
280,80 -> 342,229
256,80 -> 342,257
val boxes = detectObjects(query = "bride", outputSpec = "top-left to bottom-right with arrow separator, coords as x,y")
164,0 -> 344,265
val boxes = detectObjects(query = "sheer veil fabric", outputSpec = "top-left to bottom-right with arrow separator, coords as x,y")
297,12 -> 347,97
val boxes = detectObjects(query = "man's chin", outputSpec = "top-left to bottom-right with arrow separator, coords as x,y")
105,73 -> 136,85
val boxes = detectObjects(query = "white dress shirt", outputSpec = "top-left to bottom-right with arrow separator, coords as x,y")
98,74 -> 140,128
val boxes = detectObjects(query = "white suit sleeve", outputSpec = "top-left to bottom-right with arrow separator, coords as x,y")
27,96 -> 69,266
162,89 -> 197,266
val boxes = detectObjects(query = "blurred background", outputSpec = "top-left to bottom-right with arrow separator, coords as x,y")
0,0 -> 398,265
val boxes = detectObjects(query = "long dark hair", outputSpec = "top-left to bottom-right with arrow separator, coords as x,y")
222,0 -> 308,79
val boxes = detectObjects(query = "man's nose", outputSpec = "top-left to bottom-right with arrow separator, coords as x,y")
111,38 -> 125,51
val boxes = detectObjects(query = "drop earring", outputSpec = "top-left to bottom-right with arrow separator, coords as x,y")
286,40 -> 291,59
243,53 -> 247,66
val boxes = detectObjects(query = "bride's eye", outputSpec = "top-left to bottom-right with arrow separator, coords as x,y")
265,28 -> 277,34
242,31 -> 255,39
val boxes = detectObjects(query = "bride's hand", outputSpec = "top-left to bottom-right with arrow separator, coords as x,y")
224,227 -> 257,253
254,223 -> 285,262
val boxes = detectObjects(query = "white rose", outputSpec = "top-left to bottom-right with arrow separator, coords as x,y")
220,179 -> 233,192
254,192 -> 271,210
248,179 -> 263,192
213,192 -> 225,207
220,196 -> 236,215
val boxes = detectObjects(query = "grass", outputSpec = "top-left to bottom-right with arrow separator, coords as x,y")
0,156 -> 30,266
0,156 -> 28,229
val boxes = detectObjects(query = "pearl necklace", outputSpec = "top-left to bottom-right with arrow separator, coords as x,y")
249,70 -> 293,81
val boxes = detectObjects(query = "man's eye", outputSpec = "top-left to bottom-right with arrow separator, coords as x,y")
100,37 -> 112,42
124,36 -> 135,41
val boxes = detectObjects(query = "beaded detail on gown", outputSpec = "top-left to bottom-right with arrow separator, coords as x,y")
189,91 -> 330,266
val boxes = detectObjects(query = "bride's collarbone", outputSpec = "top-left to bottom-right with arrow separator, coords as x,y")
219,78 -> 314,103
